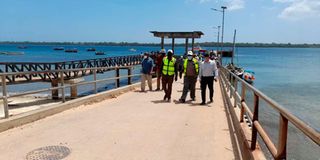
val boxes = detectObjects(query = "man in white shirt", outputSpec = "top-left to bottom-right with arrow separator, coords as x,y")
199,53 -> 219,105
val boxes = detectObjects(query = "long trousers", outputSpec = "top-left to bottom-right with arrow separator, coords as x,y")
162,75 -> 174,99
200,76 -> 214,103
180,76 -> 197,100
141,74 -> 152,91
156,71 -> 162,90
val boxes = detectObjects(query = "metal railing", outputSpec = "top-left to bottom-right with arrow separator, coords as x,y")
219,66 -> 320,159
0,66 -> 141,118
0,55 -> 143,83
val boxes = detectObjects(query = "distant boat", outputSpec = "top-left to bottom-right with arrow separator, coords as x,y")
65,49 -> 78,53
129,48 -> 137,52
0,51 -> 24,55
53,47 -> 64,51
87,48 -> 96,52
95,51 -> 105,55
243,70 -> 255,84
17,46 -> 28,49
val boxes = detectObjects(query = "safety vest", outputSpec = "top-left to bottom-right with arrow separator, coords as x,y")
162,57 -> 176,76
183,58 -> 199,75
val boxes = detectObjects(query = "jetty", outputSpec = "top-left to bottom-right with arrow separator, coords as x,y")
0,32 -> 319,159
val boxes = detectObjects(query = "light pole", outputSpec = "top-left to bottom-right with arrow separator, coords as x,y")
213,26 -> 221,52
211,6 -> 227,64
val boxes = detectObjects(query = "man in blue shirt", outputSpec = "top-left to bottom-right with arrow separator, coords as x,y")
141,52 -> 154,92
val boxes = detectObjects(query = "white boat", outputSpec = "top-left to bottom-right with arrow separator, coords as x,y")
0,51 -> 24,55
243,70 -> 255,84
129,48 -> 137,52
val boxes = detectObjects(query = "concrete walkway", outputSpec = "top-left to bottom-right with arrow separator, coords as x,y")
0,79 -> 236,160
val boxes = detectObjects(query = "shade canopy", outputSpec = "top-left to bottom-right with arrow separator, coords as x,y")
150,31 -> 204,39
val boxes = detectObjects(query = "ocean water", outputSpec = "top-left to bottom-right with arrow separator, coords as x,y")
0,44 -> 319,159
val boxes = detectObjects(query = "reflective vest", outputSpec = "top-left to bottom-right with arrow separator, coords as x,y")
162,57 -> 176,76
183,58 -> 199,75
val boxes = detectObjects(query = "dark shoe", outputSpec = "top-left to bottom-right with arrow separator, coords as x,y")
179,99 -> 185,103
155,88 -> 160,91
191,98 -> 195,101
167,98 -> 171,102
200,102 -> 206,105
163,95 -> 167,101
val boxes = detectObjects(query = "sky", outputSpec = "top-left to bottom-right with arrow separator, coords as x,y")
0,0 -> 319,43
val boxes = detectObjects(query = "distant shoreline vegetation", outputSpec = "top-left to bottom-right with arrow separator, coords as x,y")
1,41 -> 320,48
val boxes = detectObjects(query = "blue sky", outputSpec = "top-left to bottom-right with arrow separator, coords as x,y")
0,0 -> 319,43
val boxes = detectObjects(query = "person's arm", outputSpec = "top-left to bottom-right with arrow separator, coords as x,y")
213,61 -> 219,81
198,63 -> 202,81
174,60 -> 178,81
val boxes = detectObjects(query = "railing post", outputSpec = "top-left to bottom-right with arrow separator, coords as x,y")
128,67 -> 132,85
115,67 -> 120,88
93,69 -> 97,94
276,114 -> 288,160
1,75 -> 9,118
251,93 -> 259,150
230,74 -> 233,98
240,82 -> 246,122
60,72 -> 65,102
233,78 -> 238,108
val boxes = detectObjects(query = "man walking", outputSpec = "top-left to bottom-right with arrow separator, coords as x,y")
155,50 -> 166,91
161,49 -> 178,102
141,52 -> 154,92
199,53 -> 218,105
179,51 -> 199,103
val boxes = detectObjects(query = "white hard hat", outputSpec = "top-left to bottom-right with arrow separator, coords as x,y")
187,51 -> 193,56
167,49 -> 173,54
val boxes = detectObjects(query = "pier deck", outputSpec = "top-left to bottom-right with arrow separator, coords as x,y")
0,79 -> 236,160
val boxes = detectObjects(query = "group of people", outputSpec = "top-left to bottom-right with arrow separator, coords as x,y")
140,49 -> 219,106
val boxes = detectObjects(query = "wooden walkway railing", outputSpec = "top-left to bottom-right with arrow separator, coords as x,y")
0,66 -> 141,118
219,66 -> 320,159
0,55 -> 142,84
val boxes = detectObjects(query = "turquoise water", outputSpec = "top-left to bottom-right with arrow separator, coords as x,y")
0,45 -> 319,158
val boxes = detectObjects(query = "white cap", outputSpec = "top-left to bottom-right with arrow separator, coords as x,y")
187,51 -> 193,56
167,49 -> 173,54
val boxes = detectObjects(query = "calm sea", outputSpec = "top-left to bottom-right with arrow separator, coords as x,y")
0,44 -> 319,159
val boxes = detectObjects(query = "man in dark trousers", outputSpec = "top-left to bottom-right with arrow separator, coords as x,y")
141,52 -> 154,92
161,49 -> 178,102
155,50 -> 166,91
179,51 -> 199,103
199,53 -> 218,105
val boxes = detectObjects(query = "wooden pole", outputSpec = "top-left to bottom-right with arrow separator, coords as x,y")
60,72 -> 65,102
172,38 -> 175,53
276,114 -> 288,160
51,79 -> 59,100
128,67 -> 132,85
115,68 -> 120,88
185,38 -> 189,55
161,37 -> 164,49
93,69 -> 97,94
1,75 -> 9,118
192,38 -> 195,52
251,93 -> 259,150
240,83 -> 246,122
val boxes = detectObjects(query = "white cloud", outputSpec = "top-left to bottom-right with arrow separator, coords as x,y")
227,0 -> 245,11
274,0 -> 320,20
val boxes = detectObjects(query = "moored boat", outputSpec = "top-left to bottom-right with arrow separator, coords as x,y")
0,51 -> 24,55
65,49 -> 78,53
17,46 -> 28,49
129,48 -> 137,52
95,51 -> 105,55
87,48 -> 96,52
243,70 -> 255,84
53,47 -> 64,51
